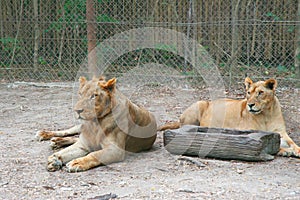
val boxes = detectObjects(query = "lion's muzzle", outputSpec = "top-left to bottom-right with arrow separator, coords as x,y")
247,103 -> 261,114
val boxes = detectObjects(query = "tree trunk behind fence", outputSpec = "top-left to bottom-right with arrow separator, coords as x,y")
296,0 -> 300,81
86,0 -> 97,77
33,0 -> 39,73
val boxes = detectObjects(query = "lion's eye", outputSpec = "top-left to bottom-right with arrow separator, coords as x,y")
258,91 -> 264,95
247,91 -> 250,95
91,93 -> 98,99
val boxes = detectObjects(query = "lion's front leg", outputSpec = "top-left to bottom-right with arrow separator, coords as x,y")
36,124 -> 81,141
47,141 -> 88,171
66,145 -> 126,172
50,137 -> 79,149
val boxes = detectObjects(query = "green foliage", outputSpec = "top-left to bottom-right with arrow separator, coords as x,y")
38,57 -> 47,65
153,44 -> 178,63
63,0 -> 86,21
297,52 -> 300,61
46,0 -> 86,32
0,37 -> 21,52
287,26 -> 295,33
265,12 -> 295,33
277,65 -> 289,73
219,63 -> 226,68
57,71 -> 63,77
181,70 -> 195,76
97,14 -> 118,23
265,12 -> 281,21
0,37 -> 22,66
239,66 -> 247,71
46,0 -> 118,32
154,43 -> 177,52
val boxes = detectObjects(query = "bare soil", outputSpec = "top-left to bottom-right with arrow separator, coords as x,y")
1,81 -> 300,200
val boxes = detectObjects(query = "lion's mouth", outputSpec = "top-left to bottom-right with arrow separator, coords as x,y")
76,113 -> 98,121
249,109 -> 261,114
76,113 -> 85,120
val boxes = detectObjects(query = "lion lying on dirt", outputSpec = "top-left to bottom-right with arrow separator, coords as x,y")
158,77 -> 300,157
36,76 -> 157,172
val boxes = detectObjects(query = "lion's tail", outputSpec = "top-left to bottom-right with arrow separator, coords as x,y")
157,122 -> 181,131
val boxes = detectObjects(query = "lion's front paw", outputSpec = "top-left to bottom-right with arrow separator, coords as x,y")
65,158 -> 87,173
47,154 -> 63,172
278,147 -> 300,157
50,137 -> 66,150
50,137 -> 78,150
36,130 -> 54,141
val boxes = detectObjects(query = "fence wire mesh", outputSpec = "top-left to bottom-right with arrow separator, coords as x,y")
1,0 -> 300,87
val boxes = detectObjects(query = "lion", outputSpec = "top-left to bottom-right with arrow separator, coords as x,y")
158,77 -> 300,157
36,76 -> 157,172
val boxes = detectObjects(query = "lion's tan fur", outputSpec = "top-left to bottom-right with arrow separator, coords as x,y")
158,77 -> 300,157
39,76 -> 157,172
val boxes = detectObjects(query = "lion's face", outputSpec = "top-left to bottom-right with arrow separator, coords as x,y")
244,77 -> 277,115
74,76 -> 116,120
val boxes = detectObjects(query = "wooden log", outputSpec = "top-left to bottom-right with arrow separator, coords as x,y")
163,125 -> 280,161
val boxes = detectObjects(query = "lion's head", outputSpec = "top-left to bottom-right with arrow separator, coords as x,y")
74,76 -> 117,120
244,77 -> 277,115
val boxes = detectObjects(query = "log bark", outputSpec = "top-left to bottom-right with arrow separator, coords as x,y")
163,125 -> 280,161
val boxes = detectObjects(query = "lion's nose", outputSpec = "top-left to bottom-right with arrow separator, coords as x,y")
75,109 -> 84,114
248,103 -> 255,109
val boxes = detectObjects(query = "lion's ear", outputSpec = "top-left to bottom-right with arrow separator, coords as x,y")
99,78 -> 117,92
244,77 -> 253,90
99,76 -> 106,81
264,78 -> 277,91
79,76 -> 87,88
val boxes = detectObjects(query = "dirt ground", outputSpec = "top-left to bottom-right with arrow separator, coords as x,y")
1,80 -> 300,200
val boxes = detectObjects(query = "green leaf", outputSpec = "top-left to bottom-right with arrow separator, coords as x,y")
97,14 -> 118,23
154,43 -> 177,52
277,65 -> 288,73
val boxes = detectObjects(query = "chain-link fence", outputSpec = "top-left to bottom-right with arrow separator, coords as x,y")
1,0 -> 299,87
